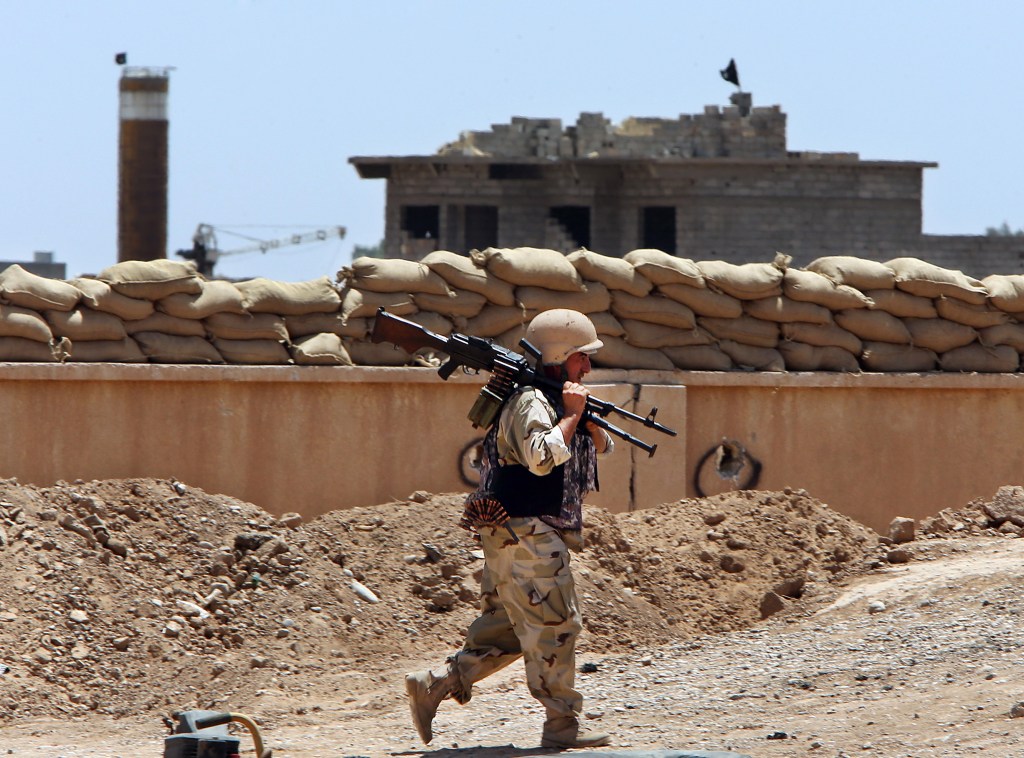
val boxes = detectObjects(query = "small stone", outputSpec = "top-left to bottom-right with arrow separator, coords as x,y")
69,610 -> 89,623
409,491 -> 431,503
1011,702 -> 1024,718
279,512 -> 303,529
867,600 -> 886,614
886,548 -> 912,564
888,517 -> 916,544
760,591 -> 787,620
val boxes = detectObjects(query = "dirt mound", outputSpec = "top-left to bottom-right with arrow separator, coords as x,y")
0,477 -> 882,722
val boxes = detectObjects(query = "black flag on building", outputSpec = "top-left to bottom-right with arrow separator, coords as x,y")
720,58 -> 740,88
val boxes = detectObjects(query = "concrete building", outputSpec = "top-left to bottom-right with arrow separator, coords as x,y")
350,93 -> 1023,277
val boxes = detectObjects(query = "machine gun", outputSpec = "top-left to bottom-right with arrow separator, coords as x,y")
370,308 -> 676,457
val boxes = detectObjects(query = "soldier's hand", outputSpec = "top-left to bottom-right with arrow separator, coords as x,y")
562,381 -> 589,418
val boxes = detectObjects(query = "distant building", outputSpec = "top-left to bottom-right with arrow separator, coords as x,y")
0,252 -> 67,279
350,93 -> 1023,277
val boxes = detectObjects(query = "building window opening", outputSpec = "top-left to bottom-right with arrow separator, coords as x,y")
642,206 -> 676,254
464,205 -> 498,251
548,206 -> 591,249
402,205 -> 440,239
489,164 -> 543,180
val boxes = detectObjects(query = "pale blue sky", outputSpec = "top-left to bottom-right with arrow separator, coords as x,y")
2,1 -> 1021,282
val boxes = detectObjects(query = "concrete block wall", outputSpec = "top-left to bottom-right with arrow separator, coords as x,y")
445,108 -> 788,161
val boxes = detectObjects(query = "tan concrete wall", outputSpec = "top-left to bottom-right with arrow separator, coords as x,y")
2,364 -> 1021,533
0,365 -> 685,521
680,372 -> 1024,532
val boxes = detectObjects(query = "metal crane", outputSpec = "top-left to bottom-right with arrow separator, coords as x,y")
176,222 -> 346,277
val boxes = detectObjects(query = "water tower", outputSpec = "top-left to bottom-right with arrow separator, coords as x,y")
117,65 -> 172,262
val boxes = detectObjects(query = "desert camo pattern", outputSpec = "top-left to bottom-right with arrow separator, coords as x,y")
447,517 -> 583,717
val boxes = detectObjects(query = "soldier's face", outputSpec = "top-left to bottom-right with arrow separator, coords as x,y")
564,352 -> 592,382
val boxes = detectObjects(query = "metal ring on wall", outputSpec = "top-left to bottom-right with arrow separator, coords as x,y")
693,439 -> 762,498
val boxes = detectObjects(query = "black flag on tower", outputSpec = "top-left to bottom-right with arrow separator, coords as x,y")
720,58 -> 740,88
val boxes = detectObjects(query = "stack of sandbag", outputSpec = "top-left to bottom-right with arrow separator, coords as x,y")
339,248 -> 1023,374
4,249 -> 1024,374
0,260 -> 348,366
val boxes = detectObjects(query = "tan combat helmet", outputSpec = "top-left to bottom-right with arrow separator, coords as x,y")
526,309 -> 603,365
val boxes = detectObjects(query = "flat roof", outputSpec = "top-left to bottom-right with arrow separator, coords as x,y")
349,154 -> 938,179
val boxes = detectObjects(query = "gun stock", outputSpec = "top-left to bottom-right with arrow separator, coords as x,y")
370,309 -> 449,355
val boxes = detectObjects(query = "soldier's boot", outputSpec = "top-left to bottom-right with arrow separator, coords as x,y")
404,665 -> 460,744
540,716 -> 611,749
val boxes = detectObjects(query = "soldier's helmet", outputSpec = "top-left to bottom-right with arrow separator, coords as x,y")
525,309 -> 603,365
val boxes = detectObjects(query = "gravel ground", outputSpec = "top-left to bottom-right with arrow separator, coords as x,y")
4,536 -> 1023,757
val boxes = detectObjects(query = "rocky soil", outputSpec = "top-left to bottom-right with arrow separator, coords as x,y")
1,478 -> 1023,757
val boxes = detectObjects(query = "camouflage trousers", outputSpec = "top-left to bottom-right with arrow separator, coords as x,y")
448,517 -> 583,719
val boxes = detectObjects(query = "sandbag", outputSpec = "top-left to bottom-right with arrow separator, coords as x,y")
934,296 -> 1009,329
779,341 -> 860,372
413,289 -> 487,318
861,341 -> 937,372
285,314 -> 370,340
611,291 -> 696,329
697,255 -> 786,300
887,257 -> 988,304
698,315 -> 779,348
0,304 -> 54,342
567,249 -> 653,297
589,336 -> 675,371
339,288 -> 416,321
70,278 -> 154,321
471,247 -> 584,291
981,274 -> 1024,313
345,339 -> 414,366
903,317 -> 977,353
421,250 -> 516,306
783,268 -> 874,310
493,324 -> 529,352
835,310 -> 911,344
339,256 -> 451,296
743,296 -> 832,325
212,337 -> 291,365
65,337 -> 146,363
289,332 -> 354,366
134,333 -> 224,364
656,283 -> 743,318
663,344 -> 734,371
780,322 -> 863,355
236,277 -> 341,315
45,308 -> 127,342
0,336 -> 63,362
516,282 -> 611,314
125,312 -> 207,338
204,312 -> 289,341
718,340 -> 785,372
623,249 -> 704,288
863,289 -> 937,319
406,311 -> 456,336
589,311 -> 626,337
463,305 -> 527,337
97,259 -> 202,300
0,265 -> 81,312
979,323 -> 1024,352
939,344 -> 1019,373
806,256 -> 896,291
158,280 -> 247,320
621,320 -> 714,349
